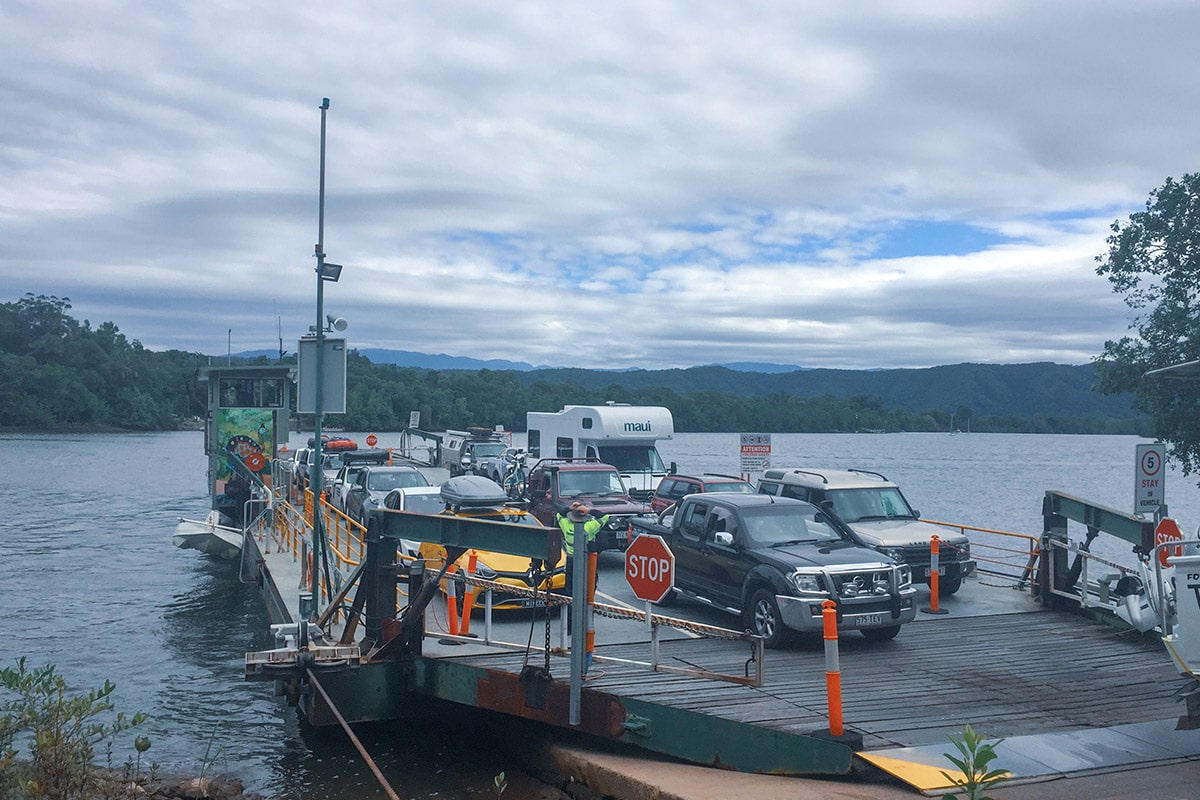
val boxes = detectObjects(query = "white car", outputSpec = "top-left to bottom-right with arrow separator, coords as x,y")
382,485 -> 446,557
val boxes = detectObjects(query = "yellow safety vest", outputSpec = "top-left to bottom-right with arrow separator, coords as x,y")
557,512 -> 609,554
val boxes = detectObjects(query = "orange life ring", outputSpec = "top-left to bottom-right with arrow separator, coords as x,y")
245,452 -> 267,472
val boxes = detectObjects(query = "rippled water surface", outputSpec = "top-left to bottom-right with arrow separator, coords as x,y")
3,429 -> 1198,796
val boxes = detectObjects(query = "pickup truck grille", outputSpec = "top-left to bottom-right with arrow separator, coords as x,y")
900,542 -> 968,567
827,569 -> 898,598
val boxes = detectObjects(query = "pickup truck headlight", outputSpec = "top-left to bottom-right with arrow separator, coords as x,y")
790,570 -> 825,595
882,547 -> 906,563
897,564 -> 913,588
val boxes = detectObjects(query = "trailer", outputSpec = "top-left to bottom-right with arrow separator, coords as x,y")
525,403 -> 675,500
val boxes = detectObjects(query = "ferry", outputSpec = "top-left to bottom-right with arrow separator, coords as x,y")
179,360 -> 1200,799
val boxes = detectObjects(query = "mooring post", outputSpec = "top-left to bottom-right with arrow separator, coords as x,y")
1041,494 -> 1069,607
822,599 -> 844,737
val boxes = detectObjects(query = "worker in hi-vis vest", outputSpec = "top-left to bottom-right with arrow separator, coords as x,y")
556,501 -> 608,636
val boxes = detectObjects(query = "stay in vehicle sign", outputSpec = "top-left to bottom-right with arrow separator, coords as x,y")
625,533 -> 675,603
1135,443 -> 1165,516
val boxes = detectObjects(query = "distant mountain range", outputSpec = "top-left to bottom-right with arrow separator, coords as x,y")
235,347 -> 1134,420
241,348 -> 810,374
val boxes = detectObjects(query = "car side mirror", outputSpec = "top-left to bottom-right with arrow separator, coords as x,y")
714,531 -> 734,547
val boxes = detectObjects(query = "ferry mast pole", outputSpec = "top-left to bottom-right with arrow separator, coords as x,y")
310,96 -> 331,607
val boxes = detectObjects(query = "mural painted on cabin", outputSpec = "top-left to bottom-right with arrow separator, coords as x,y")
215,408 -> 275,481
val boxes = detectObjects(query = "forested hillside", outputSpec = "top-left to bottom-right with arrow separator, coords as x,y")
0,293 -> 1144,434
516,361 -> 1132,419
0,294 -> 202,429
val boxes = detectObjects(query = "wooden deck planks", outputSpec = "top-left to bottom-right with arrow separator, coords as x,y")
442,609 -> 1189,750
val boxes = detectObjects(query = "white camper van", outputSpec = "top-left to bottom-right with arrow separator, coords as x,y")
525,404 -> 675,500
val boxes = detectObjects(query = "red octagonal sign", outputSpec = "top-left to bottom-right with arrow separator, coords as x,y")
625,533 -> 675,603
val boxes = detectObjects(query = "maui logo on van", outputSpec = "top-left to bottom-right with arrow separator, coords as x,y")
624,421 -> 652,432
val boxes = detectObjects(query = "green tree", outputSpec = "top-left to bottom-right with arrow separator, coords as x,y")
1094,173 -> 1200,477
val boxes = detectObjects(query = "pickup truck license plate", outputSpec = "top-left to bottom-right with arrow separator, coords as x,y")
857,614 -> 883,627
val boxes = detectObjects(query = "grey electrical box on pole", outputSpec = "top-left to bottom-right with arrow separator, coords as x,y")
297,335 -> 347,414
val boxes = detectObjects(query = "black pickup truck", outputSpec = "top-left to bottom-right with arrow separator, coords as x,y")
628,493 -> 917,647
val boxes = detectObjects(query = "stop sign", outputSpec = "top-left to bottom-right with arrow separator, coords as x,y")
1156,517 -> 1184,568
366,432 -> 378,448
625,533 -> 675,603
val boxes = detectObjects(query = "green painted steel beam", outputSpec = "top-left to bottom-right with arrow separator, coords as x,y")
371,508 -> 561,561
1045,491 -> 1154,549
408,656 -> 854,776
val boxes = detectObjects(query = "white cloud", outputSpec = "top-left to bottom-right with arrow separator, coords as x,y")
1,0 -> 1194,368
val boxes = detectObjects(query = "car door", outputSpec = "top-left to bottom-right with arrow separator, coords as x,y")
700,505 -> 748,609
346,471 -> 369,520
668,499 -> 711,597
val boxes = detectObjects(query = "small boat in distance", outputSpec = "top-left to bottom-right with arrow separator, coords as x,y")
173,510 -> 243,560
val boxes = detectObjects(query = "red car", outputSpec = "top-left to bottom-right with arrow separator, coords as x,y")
650,473 -> 755,512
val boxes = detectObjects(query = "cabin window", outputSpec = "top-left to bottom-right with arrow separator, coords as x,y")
582,417 -> 593,429
219,377 -> 284,408
527,431 -> 541,458
555,437 -> 574,458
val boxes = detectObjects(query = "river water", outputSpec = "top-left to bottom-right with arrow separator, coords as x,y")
2,430 -> 1198,797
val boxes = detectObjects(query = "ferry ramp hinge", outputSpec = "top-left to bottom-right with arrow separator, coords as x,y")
620,714 -> 652,737
1178,680 -> 1200,719
275,674 -> 309,707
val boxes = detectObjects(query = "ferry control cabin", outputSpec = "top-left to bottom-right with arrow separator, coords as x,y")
197,364 -> 294,527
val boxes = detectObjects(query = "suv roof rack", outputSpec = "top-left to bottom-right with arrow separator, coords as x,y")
846,468 -> 889,481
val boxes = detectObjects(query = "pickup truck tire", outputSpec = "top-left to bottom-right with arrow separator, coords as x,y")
939,576 -> 962,595
861,624 -> 901,642
747,589 -> 793,649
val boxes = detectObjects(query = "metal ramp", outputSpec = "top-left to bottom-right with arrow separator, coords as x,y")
859,719 -> 1200,794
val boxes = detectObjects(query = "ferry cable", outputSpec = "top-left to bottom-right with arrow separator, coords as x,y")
306,667 -> 402,800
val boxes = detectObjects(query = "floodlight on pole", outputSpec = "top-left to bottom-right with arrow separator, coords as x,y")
326,315 -> 348,332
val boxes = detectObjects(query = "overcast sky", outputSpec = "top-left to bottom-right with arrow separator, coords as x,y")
3,2 -> 1196,370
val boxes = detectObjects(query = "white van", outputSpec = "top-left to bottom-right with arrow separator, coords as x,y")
525,403 -> 675,500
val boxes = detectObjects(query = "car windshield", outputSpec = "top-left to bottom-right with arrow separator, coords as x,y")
827,487 -> 915,523
471,443 -> 507,459
706,481 -> 755,494
558,470 -> 626,497
597,446 -> 666,473
400,494 -> 445,515
368,470 -> 430,491
740,507 -> 848,547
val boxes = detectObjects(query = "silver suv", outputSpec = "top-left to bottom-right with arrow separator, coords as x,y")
756,468 -> 974,595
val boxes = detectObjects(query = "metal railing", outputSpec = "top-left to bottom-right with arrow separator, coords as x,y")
924,519 -> 1040,586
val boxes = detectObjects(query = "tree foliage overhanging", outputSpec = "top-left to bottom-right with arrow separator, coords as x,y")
1095,172 -> 1200,475
0,292 -> 1142,435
